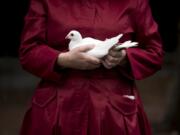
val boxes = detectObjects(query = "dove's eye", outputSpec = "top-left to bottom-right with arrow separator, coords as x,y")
70,33 -> 74,36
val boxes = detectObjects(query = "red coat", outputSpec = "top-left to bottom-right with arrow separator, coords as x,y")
19,0 -> 164,134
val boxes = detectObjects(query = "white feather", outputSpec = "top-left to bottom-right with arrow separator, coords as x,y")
123,95 -> 135,100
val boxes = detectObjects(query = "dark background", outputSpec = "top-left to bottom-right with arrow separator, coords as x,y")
0,0 -> 180,135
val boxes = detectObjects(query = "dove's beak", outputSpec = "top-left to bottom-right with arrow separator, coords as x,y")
65,34 -> 70,39
65,35 -> 69,39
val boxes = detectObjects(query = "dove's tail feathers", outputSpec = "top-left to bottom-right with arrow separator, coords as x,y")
115,41 -> 138,50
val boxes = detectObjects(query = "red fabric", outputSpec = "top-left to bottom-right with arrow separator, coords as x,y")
19,0 -> 164,134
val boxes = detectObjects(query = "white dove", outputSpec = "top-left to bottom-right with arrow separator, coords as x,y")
65,30 -> 138,58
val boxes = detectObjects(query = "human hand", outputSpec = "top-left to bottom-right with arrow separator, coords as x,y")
102,47 -> 127,69
57,45 -> 101,70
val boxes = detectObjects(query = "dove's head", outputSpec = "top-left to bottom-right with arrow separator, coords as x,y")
65,30 -> 82,41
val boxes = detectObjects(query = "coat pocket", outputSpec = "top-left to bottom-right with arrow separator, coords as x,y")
109,93 -> 137,116
32,86 -> 57,108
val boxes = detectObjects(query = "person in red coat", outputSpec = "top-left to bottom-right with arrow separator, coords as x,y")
19,0 -> 164,134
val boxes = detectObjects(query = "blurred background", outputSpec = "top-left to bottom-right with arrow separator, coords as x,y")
0,0 -> 180,135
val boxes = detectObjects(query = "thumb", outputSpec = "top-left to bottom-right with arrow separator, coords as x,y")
120,49 -> 126,57
77,45 -> 95,52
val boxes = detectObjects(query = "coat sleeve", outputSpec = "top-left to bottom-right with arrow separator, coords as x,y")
117,0 -> 164,80
19,0 -> 62,81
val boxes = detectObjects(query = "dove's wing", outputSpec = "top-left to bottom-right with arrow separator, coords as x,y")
86,34 -> 123,58
69,37 -> 103,50
81,37 -> 103,45
81,34 -> 122,46
86,42 -> 109,58
92,34 -> 123,52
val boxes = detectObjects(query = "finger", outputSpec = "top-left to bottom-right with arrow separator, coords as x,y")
83,63 -> 101,70
76,45 -> 95,52
118,50 -> 127,65
106,55 -> 120,64
109,49 -> 122,57
90,64 -> 101,69
83,55 -> 101,65
112,49 -> 126,57
120,49 -> 126,58
105,59 -> 115,68
102,60 -> 113,69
